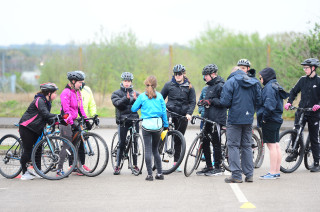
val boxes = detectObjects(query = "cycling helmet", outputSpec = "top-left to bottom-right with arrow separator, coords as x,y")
301,58 -> 320,67
173,64 -> 186,73
121,72 -> 134,81
202,64 -> 218,75
67,71 -> 85,81
40,82 -> 58,93
237,59 -> 251,67
74,70 -> 86,79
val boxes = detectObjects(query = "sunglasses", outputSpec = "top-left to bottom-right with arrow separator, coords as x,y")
174,72 -> 183,76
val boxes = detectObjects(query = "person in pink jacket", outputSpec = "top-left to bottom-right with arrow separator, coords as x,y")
57,71 -> 91,176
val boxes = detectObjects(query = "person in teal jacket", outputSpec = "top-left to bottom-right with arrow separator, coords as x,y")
131,76 -> 169,181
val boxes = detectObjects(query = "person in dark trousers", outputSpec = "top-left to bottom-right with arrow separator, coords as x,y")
161,64 -> 196,171
284,58 -> 320,172
131,76 -> 169,181
198,86 -> 208,129
214,66 -> 262,183
19,83 -> 58,180
257,68 -> 289,179
196,64 -> 227,177
111,72 -> 140,175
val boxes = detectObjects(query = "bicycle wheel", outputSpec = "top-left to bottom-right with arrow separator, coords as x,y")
32,136 -> 77,180
252,133 -> 262,168
184,134 -> 203,177
77,132 -> 109,177
159,130 -> 186,175
220,130 -> 230,172
253,126 -> 264,168
0,134 -> 22,179
129,133 -> 144,176
279,130 -> 304,173
304,135 -> 313,170
110,132 -> 126,170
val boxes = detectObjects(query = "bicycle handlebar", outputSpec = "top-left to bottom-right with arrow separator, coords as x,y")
191,115 -> 216,125
167,109 -> 187,120
289,106 -> 313,112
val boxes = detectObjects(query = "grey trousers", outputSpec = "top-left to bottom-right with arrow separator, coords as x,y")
142,129 -> 162,176
227,124 -> 253,180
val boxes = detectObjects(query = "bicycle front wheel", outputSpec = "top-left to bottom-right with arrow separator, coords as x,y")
253,126 -> 264,168
32,136 -> 77,180
110,132 -> 125,171
129,133 -> 144,176
184,134 -> 203,177
279,130 -> 304,173
252,133 -> 262,168
0,134 -> 22,179
304,135 -> 313,170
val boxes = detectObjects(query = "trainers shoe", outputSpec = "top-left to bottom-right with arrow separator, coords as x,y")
114,166 -> 120,175
259,173 -> 277,180
285,152 -> 298,162
82,165 -> 91,172
72,168 -> 84,176
145,175 -> 153,181
245,175 -> 253,182
274,173 -> 280,179
56,169 -> 67,177
196,167 -> 211,176
310,164 -> 320,172
21,171 -> 35,180
205,168 -> 222,176
27,166 -> 42,178
224,176 -> 243,183
132,166 -> 140,174
155,174 -> 164,180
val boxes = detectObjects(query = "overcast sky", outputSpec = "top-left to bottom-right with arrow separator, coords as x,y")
1,0 -> 320,46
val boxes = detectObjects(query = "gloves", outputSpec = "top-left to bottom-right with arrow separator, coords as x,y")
312,105 -> 320,112
85,121 -> 92,130
284,103 -> 291,110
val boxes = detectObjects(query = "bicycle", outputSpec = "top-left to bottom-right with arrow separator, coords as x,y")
0,115 -> 78,180
111,118 -> 144,176
253,126 -> 265,168
153,109 -> 186,174
279,106 -> 315,173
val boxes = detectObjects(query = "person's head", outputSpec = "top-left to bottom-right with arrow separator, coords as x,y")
121,72 -> 134,88
144,76 -> 157,99
202,64 -> 218,82
67,71 -> 85,90
259,67 -> 276,86
39,82 -> 58,101
173,64 -> 185,83
237,59 -> 251,73
74,70 -> 86,89
301,58 -> 319,77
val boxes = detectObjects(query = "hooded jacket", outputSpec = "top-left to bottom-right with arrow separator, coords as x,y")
80,85 -> 97,117
219,70 -> 262,125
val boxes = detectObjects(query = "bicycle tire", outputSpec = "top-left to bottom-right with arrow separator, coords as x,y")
252,133 -> 262,168
304,135 -> 313,170
184,134 -> 203,177
220,130 -> 230,172
253,126 -> 265,168
77,132 -> 109,177
0,134 -> 22,179
129,133 -> 144,176
32,136 -> 77,180
159,130 -> 186,175
279,130 -> 304,173
110,132 -> 125,170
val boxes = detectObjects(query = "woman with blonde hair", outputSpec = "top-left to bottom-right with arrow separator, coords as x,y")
131,76 -> 169,181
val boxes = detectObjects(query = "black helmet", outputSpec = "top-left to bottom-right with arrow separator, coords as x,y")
202,64 -> 218,75
173,64 -> 186,73
67,71 -> 85,81
40,82 -> 58,93
237,59 -> 251,67
301,58 -> 320,67
121,72 -> 134,81
74,70 -> 86,79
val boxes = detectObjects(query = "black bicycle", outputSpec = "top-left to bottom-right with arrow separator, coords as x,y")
111,118 -> 144,176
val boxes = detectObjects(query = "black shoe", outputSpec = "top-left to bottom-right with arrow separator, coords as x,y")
155,174 -> 164,180
205,168 -> 222,176
245,175 -> 253,182
224,177 -> 243,183
310,164 -> 320,172
285,153 -> 298,162
196,167 -> 211,176
113,166 -> 120,175
145,175 -> 153,181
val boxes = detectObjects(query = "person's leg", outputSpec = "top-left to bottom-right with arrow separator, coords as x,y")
142,129 -> 153,176
275,143 -> 281,174
226,124 -> 242,180
240,124 -> 254,179
173,117 -> 188,162
307,116 -> 320,167
267,143 -> 277,174
212,124 -> 222,169
202,123 -> 213,168
133,122 -> 139,166
151,131 -> 162,175
117,124 -> 130,167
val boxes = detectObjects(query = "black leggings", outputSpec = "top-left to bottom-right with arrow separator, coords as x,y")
202,123 -> 222,169
172,117 -> 188,162
19,126 -> 41,174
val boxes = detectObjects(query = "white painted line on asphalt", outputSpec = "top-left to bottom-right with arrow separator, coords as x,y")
0,188 -> 7,190
229,184 -> 248,203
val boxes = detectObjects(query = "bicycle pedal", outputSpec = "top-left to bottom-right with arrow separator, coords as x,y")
163,160 -> 169,163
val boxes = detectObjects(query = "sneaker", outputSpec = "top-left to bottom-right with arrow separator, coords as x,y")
274,173 -> 281,179
224,176 -> 243,183
114,166 -> 120,175
259,173 -> 277,180
155,174 -> 164,180
21,171 -> 35,180
27,166 -> 42,178
173,162 -> 182,172
310,164 -> 320,172
196,167 -> 211,176
245,175 -> 253,182
56,169 -> 67,177
285,152 -> 298,162
205,168 -> 222,176
72,168 -> 84,176
132,166 -> 140,174
145,175 -> 153,181
82,165 -> 91,172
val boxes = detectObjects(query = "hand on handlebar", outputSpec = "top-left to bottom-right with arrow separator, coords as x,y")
284,103 -> 291,110
186,114 -> 192,121
312,104 -> 320,112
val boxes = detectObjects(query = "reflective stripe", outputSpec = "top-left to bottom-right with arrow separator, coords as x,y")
20,114 -> 38,127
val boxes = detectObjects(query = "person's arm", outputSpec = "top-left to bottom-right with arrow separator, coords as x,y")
111,91 -> 129,110
262,87 -> 277,122
160,83 -> 169,100
211,83 -> 225,108
160,94 -> 169,127
37,98 -> 56,120
131,94 -> 143,113
60,90 -> 74,125
219,80 -> 233,107
78,91 -> 87,118
187,87 -> 196,115
287,78 -> 302,104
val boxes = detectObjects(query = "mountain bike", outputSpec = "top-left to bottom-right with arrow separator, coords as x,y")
111,118 -> 144,176
0,115 -> 77,180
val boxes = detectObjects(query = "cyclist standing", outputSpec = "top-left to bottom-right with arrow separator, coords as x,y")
284,58 -> 320,172
111,72 -> 140,175
19,83 -> 58,180
196,64 -> 227,176
161,64 -> 196,171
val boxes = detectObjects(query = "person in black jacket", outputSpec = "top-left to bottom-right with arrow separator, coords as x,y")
19,83 -> 58,180
284,58 -> 320,172
111,72 -> 140,175
161,64 -> 196,171
196,64 -> 227,176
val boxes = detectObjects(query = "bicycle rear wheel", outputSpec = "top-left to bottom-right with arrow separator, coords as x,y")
253,126 -> 264,168
252,133 -> 262,168
304,135 -> 313,170
159,130 -> 186,175
184,134 -> 203,177
110,132 -> 125,171
77,132 -> 109,177
220,130 -> 230,172
32,136 -> 77,180
0,134 -> 22,179
279,130 -> 304,173
129,133 -> 144,176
